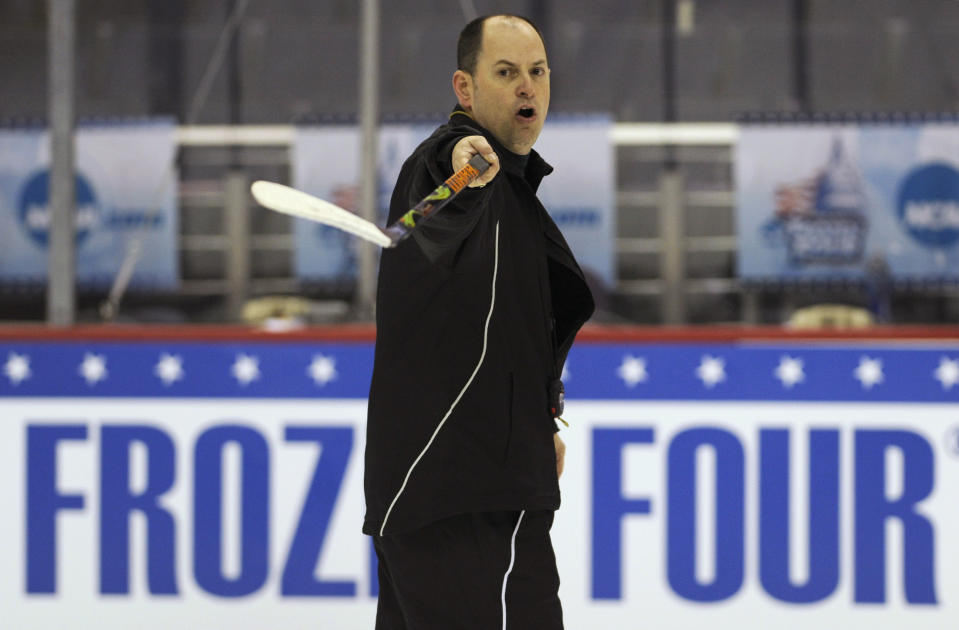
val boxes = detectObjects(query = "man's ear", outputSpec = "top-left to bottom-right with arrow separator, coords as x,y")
452,70 -> 473,110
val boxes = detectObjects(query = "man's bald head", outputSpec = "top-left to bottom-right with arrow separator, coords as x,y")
457,14 -> 546,76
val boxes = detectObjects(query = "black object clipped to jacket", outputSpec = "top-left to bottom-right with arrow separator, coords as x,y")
364,107 -> 595,537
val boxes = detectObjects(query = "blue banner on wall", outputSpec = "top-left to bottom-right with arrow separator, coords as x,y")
291,117 -> 614,287
0,120 -> 178,289
735,123 -> 959,283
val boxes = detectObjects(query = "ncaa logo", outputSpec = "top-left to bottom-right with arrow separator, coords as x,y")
897,163 -> 959,248
17,169 -> 100,247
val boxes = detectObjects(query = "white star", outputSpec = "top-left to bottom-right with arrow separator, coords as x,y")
775,355 -> 805,388
617,355 -> 648,387
231,353 -> 260,386
696,355 -> 726,388
154,353 -> 184,386
307,354 -> 337,386
933,357 -> 959,390
854,356 -> 884,389
3,352 -> 31,385
78,352 -> 108,385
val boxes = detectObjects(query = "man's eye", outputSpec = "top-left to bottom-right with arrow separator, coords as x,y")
497,68 -> 511,77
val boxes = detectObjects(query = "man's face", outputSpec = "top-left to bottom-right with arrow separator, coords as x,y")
460,18 -> 550,155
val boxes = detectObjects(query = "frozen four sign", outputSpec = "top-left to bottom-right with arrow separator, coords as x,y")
735,123 -> 959,282
1,338 -> 957,629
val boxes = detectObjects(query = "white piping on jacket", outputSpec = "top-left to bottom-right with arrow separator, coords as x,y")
379,221 -> 501,536
501,510 -> 526,630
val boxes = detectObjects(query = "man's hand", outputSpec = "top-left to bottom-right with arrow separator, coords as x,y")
452,135 -> 499,188
554,432 -> 566,479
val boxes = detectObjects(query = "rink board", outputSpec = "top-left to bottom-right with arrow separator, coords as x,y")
2,337 -> 957,629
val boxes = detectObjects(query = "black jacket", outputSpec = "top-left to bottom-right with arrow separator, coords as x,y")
363,108 -> 595,536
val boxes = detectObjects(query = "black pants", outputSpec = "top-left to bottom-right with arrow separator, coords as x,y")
372,510 -> 563,630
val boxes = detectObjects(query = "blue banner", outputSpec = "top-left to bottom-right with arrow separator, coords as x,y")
291,118 -> 614,286
0,120 -> 178,288
735,123 -> 959,282
3,339 -> 956,403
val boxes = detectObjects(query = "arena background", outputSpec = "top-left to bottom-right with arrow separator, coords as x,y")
2,1 -> 959,629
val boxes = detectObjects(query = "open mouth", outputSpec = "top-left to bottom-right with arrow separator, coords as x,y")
517,106 -> 536,120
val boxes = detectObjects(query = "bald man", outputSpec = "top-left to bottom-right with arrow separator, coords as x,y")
364,14 -> 594,629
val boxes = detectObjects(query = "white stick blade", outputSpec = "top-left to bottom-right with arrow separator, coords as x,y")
250,180 -> 392,248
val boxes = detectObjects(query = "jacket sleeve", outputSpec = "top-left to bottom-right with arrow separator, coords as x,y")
404,125 -> 495,265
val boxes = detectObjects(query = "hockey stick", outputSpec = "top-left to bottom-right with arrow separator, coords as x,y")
251,153 -> 491,248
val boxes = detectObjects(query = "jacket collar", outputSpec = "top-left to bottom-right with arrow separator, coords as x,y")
449,106 -> 553,191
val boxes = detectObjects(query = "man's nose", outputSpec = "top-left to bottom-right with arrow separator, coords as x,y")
517,75 -> 534,98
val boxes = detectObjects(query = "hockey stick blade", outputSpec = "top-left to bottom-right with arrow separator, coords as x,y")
250,180 -> 393,248
251,152 -> 491,249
